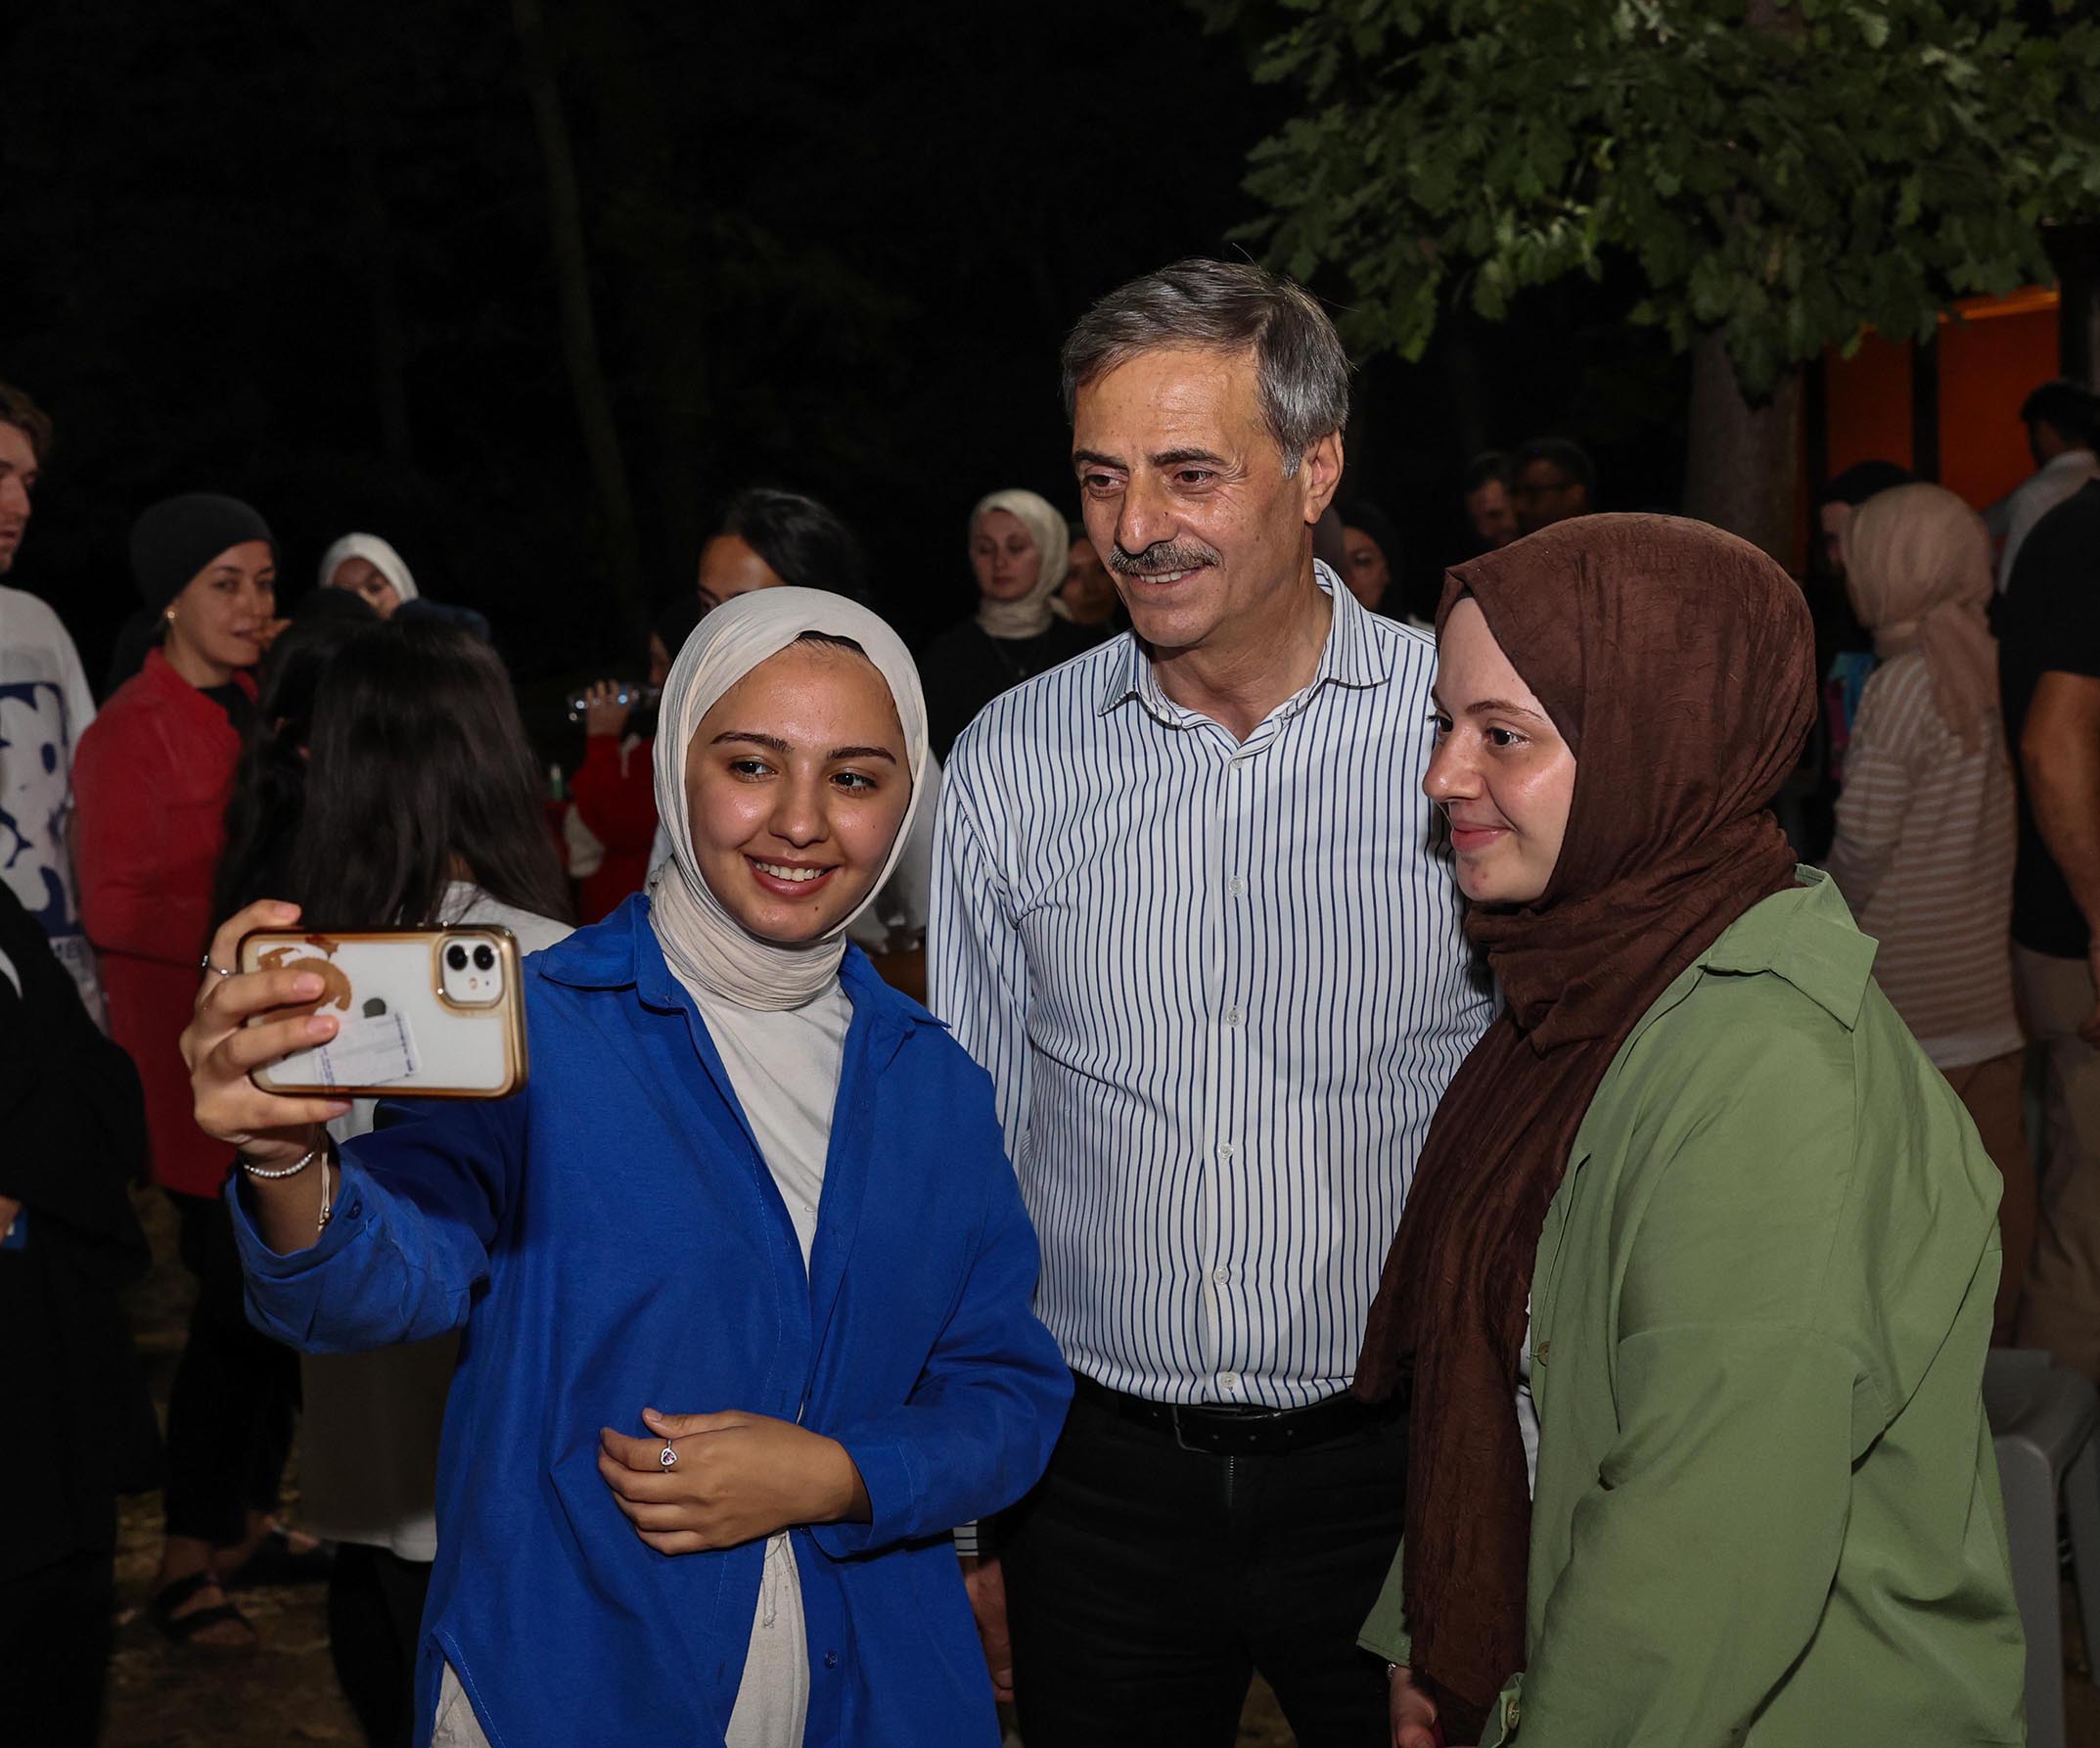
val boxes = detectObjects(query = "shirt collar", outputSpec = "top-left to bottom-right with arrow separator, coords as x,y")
1692,866 -> 1879,1030
1094,561 -> 1393,724
2041,447 -> 2099,480
535,892 -> 935,1046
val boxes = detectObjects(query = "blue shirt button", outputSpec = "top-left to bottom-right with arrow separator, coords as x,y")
824,1650 -> 839,1670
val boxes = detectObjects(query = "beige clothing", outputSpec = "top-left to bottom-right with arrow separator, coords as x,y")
724,1532 -> 810,1748
432,1665 -> 490,1747
1825,653 -> 2021,1068
2014,943 -> 2100,1378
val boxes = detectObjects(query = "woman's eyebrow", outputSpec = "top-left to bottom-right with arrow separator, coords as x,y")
710,730 -> 897,764
1466,697 -> 1548,721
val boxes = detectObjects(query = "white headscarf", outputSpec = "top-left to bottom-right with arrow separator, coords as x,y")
646,587 -> 929,1011
971,488 -> 1070,641
318,532 -> 421,605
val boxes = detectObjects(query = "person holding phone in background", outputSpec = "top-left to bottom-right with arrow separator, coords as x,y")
184,588 -> 1070,1748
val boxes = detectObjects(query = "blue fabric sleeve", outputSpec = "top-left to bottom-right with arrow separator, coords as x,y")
227,1092 -> 525,1354
811,1087 -> 1072,1559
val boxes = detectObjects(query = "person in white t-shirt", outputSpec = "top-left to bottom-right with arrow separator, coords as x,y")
0,382 -> 101,1020
1997,378 -> 2100,592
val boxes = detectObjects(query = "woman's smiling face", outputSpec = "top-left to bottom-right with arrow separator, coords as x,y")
683,640 -> 912,943
1424,596 -> 1576,905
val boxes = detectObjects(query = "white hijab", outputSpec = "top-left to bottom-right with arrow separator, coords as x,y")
971,488 -> 1070,642
319,532 -> 421,604
647,588 -> 929,1011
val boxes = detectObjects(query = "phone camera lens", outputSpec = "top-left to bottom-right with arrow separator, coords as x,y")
473,944 -> 495,971
445,944 -> 469,971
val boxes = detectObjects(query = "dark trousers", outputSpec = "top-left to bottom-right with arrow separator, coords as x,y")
0,1549 -> 114,1746
1002,1383 -> 1408,1748
162,1189 -> 300,1545
328,1543 -> 434,1748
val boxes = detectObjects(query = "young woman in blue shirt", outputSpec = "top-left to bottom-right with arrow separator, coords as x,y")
183,589 -> 1071,1747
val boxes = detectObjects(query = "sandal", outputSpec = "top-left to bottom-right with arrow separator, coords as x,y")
149,1569 -> 256,1650
222,1523 -> 336,1589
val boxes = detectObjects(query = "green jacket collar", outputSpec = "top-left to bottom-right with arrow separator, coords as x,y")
1689,866 -> 1877,1031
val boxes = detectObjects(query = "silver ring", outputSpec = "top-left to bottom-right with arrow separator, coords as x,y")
659,1443 -> 677,1470
200,955 -> 233,978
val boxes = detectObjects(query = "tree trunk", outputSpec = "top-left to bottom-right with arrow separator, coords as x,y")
1680,330 -> 1803,569
509,0 -> 645,623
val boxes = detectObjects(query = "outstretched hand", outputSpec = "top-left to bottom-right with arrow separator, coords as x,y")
182,899 -> 349,1168
597,1407 -> 870,1554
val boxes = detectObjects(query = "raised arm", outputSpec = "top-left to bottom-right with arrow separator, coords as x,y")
185,900 -> 525,1352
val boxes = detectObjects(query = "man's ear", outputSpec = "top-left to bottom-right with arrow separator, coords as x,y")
1301,429 -> 1345,525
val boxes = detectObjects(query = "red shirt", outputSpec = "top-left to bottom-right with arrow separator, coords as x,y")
569,731 -> 659,925
73,648 -> 254,1198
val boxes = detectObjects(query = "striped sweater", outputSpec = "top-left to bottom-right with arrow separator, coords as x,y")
1824,653 -> 2021,1069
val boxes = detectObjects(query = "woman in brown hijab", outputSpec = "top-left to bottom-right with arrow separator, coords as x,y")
1356,517 -> 2023,1747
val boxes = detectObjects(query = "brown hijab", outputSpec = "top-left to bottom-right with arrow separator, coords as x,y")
1354,515 -> 1816,1737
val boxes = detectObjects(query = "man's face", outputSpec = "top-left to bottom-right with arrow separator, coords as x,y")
1072,345 -> 1339,655
0,423 -> 37,575
2030,419 -> 2063,470
1510,457 -> 1589,535
1464,478 -> 1516,549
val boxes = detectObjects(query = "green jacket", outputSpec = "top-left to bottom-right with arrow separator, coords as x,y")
1362,870 -> 2025,1746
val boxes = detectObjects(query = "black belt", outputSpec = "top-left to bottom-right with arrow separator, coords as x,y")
1071,1372 -> 1401,1455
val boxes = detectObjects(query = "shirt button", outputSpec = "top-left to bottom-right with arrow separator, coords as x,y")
1223,1005 -> 1243,1027
1218,1141 -> 1237,1160
1227,876 -> 1247,897
1212,1266 -> 1231,1284
1219,1370 -> 1240,1391
824,1650 -> 840,1670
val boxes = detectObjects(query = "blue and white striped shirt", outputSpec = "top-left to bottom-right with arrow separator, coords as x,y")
931,571 -> 1494,1409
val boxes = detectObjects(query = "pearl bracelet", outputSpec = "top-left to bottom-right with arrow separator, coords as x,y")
237,1142 -> 323,1180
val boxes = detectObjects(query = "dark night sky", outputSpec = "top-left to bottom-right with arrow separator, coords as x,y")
2,0 -> 1685,752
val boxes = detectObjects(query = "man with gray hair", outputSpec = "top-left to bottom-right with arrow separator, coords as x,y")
932,258 -> 1491,1742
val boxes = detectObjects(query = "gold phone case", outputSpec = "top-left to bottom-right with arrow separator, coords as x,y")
237,926 -> 530,1100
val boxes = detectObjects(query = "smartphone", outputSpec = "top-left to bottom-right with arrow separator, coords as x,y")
237,926 -> 529,1099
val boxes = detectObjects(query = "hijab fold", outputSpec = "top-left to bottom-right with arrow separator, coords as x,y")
319,532 -> 421,605
1352,516 -> 1815,1739
971,489 -> 1070,641
1843,483 -> 1998,750
646,588 -> 929,1012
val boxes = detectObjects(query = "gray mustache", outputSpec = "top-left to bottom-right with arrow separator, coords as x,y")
1107,539 -> 1222,575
